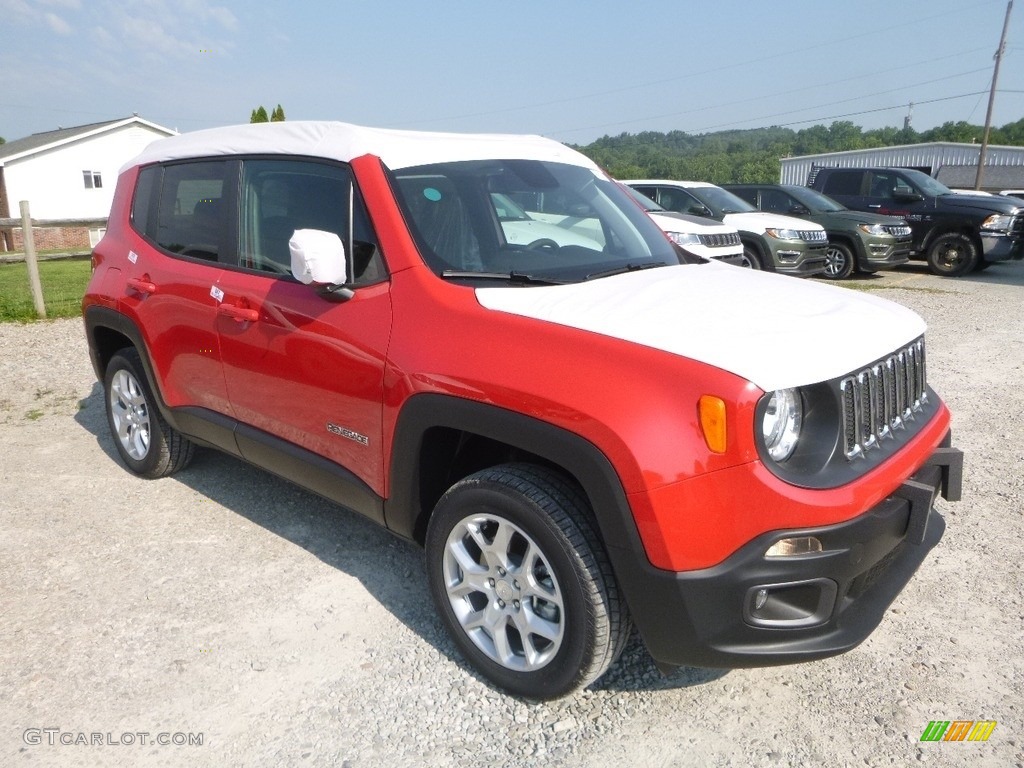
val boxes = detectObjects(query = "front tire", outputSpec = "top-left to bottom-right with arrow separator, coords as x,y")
739,245 -> 763,270
926,232 -> 978,277
822,242 -> 855,279
425,464 -> 629,699
104,348 -> 194,478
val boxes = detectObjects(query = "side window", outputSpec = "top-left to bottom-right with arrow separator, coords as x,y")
730,188 -> 758,207
239,159 -> 385,284
154,161 -> 229,261
131,166 -> 159,236
868,171 -> 904,199
668,190 -> 708,216
760,188 -> 794,213
821,171 -> 864,197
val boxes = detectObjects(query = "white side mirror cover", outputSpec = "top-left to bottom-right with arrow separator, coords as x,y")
289,229 -> 347,285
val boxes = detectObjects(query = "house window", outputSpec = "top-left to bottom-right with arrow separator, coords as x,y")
83,171 -> 103,189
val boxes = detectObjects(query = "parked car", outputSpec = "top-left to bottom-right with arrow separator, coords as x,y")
724,184 -> 912,279
807,167 -> 1024,276
83,122 -> 962,699
624,180 -> 828,276
622,186 -> 746,265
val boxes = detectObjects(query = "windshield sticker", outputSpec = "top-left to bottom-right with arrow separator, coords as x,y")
423,188 -> 442,202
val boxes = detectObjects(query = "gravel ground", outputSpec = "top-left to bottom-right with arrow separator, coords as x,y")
1,262 -> 1022,767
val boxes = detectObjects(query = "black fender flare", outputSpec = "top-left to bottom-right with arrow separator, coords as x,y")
384,393 -> 646,556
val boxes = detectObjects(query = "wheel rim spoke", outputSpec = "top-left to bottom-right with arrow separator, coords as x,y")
443,512 -> 564,672
109,369 -> 151,460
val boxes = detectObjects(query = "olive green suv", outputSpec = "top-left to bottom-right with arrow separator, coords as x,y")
725,184 -> 912,279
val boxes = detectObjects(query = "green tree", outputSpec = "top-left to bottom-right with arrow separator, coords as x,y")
271,104 -> 286,122
250,106 -> 269,123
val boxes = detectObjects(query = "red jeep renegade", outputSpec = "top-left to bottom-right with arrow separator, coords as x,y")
83,122 -> 963,699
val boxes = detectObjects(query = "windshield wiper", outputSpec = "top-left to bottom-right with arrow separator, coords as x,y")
585,262 -> 666,281
440,270 -> 565,285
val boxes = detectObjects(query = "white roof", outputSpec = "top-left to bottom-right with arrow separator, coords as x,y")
624,179 -> 716,189
122,121 -> 600,173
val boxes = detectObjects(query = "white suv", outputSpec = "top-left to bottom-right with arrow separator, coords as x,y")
625,180 -> 828,276
623,186 -> 745,265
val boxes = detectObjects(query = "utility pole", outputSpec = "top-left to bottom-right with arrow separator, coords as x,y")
975,0 -> 1013,190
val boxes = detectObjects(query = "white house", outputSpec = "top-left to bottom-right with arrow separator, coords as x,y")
0,116 -> 176,251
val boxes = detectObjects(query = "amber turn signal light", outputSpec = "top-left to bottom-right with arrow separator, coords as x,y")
698,395 -> 727,454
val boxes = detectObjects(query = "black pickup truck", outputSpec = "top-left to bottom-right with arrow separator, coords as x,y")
807,166 -> 1023,276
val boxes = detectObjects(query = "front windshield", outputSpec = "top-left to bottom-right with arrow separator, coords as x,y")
903,169 -> 953,196
391,160 -> 685,283
689,185 -> 758,215
787,185 -> 846,212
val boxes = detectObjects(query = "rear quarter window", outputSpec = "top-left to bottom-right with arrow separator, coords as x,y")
821,171 -> 864,197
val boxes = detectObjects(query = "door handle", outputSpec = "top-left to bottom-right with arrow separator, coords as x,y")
126,276 -> 157,294
868,204 -> 882,209
217,303 -> 259,323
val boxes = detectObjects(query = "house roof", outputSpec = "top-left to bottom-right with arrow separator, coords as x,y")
0,116 -> 176,165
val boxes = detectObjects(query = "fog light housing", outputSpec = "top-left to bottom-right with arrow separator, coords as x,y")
765,536 -> 823,558
744,579 -> 838,628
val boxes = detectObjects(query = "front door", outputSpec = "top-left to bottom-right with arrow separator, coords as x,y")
214,158 -> 392,499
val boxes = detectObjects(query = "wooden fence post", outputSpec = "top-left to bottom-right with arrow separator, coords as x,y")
20,200 -> 48,319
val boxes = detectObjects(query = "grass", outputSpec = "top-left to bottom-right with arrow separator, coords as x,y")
0,257 -> 92,322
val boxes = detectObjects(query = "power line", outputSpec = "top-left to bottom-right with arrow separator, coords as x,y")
554,68 -> 997,138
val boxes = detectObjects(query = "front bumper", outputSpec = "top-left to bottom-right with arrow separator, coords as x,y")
861,235 -> 912,269
622,437 -> 963,671
772,241 -> 828,277
980,233 -> 1023,262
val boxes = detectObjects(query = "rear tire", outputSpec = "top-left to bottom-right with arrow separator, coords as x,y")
926,232 -> 978,277
104,348 -> 194,478
425,463 -> 630,699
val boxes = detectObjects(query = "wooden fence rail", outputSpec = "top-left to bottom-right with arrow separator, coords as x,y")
0,201 -> 108,318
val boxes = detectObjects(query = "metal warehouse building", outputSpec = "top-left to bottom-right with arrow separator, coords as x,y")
779,142 -> 1024,192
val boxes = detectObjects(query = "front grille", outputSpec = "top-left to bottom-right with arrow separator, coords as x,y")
800,230 -> 828,243
1011,213 -> 1023,236
840,338 -> 927,460
698,232 -> 742,248
882,224 -> 913,238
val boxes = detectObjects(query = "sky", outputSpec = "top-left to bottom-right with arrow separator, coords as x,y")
1,0 -> 1022,147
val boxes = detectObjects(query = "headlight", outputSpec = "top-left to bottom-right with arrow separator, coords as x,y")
981,213 -> 1014,230
666,231 -> 700,246
764,228 -> 800,240
762,388 -> 802,462
857,223 -> 887,236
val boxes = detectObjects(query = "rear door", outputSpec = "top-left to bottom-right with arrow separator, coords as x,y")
123,160 -> 233,420
213,158 -> 392,500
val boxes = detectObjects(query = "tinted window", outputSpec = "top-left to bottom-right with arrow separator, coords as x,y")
154,161 -> 228,261
759,188 -> 796,213
729,188 -> 758,206
131,166 -> 158,235
821,170 -> 863,196
239,159 -> 384,284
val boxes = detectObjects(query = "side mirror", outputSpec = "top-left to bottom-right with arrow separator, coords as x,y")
689,204 -> 712,217
788,205 -> 810,215
289,229 -> 354,299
